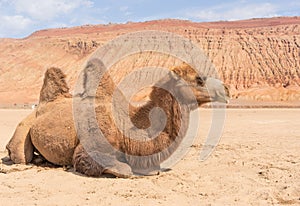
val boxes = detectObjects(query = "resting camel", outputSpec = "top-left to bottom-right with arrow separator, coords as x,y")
6,60 -> 230,178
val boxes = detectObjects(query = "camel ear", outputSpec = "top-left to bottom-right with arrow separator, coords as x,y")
170,66 -> 184,77
169,70 -> 180,81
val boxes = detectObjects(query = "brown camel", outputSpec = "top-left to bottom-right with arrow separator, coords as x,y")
6,60 -> 230,178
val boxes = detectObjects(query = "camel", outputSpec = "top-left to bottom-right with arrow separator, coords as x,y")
6,60 -> 230,178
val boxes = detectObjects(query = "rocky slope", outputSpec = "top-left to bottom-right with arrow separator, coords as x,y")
0,17 -> 299,107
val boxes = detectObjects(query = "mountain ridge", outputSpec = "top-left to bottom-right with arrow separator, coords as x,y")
27,16 -> 300,38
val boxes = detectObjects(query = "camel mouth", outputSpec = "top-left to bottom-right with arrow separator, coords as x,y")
210,83 -> 230,104
213,94 -> 230,104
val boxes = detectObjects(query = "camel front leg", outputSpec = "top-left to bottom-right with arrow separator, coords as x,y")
73,144 -> 133,178
6,111 -> 36,164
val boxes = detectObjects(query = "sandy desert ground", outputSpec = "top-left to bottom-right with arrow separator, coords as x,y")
0,108 -> 299,205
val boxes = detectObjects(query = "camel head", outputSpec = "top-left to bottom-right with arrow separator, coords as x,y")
169,63 -> 230,109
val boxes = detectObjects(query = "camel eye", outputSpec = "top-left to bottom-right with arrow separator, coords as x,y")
195,76 -> 204,86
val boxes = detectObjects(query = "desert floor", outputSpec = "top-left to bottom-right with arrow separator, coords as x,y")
0,109 -> 299,206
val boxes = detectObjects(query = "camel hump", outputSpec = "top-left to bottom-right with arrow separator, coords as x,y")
39,67 -> 71,103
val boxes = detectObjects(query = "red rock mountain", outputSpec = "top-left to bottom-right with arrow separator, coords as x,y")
0,17 -> 299,107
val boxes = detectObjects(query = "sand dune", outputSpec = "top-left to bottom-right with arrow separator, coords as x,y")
0,109 -> 299,205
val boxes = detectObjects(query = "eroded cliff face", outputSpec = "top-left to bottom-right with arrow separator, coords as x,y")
0,17 -> 299,106
189,24 -> 300,102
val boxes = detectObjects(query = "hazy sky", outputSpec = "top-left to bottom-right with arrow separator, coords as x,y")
0,0 -> 299,38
